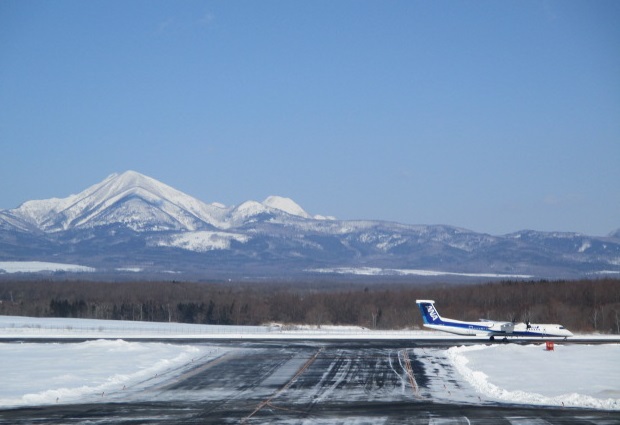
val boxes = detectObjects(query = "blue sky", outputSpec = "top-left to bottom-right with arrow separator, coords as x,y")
1,1 -> 618,235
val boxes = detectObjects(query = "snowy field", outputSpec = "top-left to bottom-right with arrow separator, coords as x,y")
0,261 -> 95,273
0,340 -> 229,407
0,261 -> 538,279
0,315 -> 433,339
418,343 -> 620,410
0,316 -> 619,411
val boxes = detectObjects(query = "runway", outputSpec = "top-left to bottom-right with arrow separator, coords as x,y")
0,340 -> 618,424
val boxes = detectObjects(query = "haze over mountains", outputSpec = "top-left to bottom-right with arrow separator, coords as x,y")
1,171 -> 619,280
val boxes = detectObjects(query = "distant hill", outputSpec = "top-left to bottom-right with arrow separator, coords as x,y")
1,171 -> 619,280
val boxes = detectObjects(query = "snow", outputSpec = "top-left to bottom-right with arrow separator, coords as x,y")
0,316 -> 274,339
231,200 -> 269,221
152,230 -> 249,252
10,171 -> 230,232
0,316 -> 619,411
594,270 -> 620,275
6,171 -> 326,234
263,195 -> 311,218
313,214 -> 336,220
116,267 -> 143,272
0,339 -> 224,407
0,261 -> 95,273
443,343 -> 620,410
579,241 -> 591,253
308,266 -> 533,279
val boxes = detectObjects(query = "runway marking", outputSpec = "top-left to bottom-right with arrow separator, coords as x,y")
400,349 -> 421,398
242,347 -> 323,423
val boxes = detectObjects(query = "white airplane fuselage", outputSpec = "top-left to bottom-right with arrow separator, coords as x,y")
416,299 -> 573,340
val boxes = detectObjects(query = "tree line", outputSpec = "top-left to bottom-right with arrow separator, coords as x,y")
1,278 -> 619,333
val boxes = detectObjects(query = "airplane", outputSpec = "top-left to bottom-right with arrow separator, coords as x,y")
416,299 -> 573,341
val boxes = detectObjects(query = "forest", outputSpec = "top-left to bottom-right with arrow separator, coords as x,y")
0,278 -> 619,333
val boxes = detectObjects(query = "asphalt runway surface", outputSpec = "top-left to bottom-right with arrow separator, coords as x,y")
1,339 -> 618,424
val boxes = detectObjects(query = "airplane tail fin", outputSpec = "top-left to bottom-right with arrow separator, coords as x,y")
416,300 -> 443,325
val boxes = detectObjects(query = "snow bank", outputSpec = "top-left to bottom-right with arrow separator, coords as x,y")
446,343 -> 620,410
0,340 -> 220,407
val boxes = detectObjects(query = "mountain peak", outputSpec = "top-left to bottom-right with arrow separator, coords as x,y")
11,171 -> 225,232
263,196 -> 311,219
101,170 -> 167,197
110,169 -> 148,183
7,171 -> 332,232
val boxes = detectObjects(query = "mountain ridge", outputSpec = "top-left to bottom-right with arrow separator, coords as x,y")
1,171 -> 619,280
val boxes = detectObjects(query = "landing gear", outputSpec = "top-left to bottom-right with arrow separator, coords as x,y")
489,335 -> 508,343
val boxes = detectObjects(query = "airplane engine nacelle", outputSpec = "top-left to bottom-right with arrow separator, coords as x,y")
490,322 -> 514,334
500,322 -> 514,334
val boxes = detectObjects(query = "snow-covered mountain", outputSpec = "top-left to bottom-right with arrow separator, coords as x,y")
1,171 -> 619,280
6,171 -> 328,233
8,171 -> 229,232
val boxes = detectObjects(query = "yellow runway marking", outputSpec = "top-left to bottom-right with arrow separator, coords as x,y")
400,349 -> 421,398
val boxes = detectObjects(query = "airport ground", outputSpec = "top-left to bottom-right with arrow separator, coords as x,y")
0,339 -> 618,424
